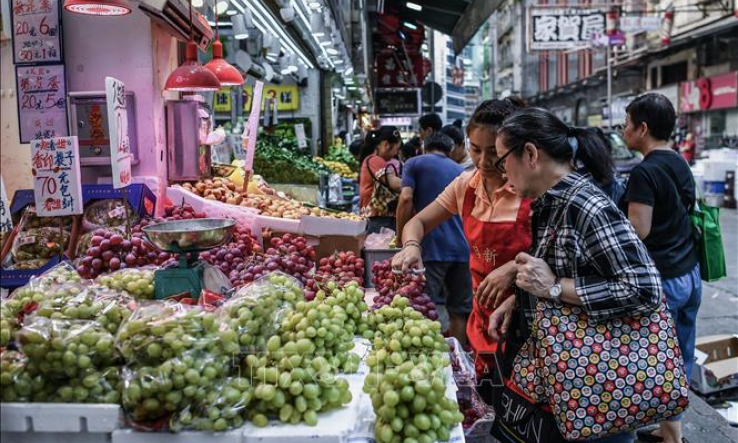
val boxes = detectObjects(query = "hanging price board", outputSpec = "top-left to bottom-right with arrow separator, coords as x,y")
10,0 -> 63,64
30,136 -> 83,216
295,123 -> 307,149
105,77 -> 132,188
15,64 -> 69,143
243,80 -> 264,172
0,176 -> 12,234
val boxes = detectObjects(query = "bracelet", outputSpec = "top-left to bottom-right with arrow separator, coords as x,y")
403,240 -> 422,251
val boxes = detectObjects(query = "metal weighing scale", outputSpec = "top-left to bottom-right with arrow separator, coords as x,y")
142,218 -> 236,299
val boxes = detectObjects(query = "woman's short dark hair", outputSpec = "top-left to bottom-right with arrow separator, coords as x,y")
423,132 -> 454,155
349,139 -> 363,157
419,113 -> 443,132
625,93 -> 676,141
498,108 -> 614,186
466,97 -> 526,136
440,125 -> 464,147
401,142 -> 418,160
359,126 -> 402,164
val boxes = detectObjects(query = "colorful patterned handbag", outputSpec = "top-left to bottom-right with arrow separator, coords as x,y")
512,187 -> 690,440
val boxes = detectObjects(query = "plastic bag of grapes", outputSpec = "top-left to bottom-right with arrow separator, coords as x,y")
17,205 -> 74,230
11,227 -> 70,262
96,267 -> 156,300
115,301 -> 226,366
75,226 -> 125,259
0,350 -> 53,402
33,284 -> 136,335
170,376 -> 252,432
17,317 -> 117,379
121,352 -> 233,429
217,272 -> 303,353
83,199 -> 140,232
1,262 -> 84,348
51,366 -> 123,404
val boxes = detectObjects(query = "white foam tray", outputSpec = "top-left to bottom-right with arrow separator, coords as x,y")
0,403 -> 121,433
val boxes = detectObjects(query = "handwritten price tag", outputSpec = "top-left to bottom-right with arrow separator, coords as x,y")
30,136 -> 83,216
11,0 -> 63,64
0,177 -> 13,234
105,77 -> 132,188
16,64 -> 69,144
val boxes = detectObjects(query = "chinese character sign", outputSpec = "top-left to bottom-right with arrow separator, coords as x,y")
30,136 -> 83,216
242,84 -> 299,112
16,64 -> 69,143
528,7 -> 606,50
0,177 -> 12,234
11,0 -> 63,64
105,77 -> 132,188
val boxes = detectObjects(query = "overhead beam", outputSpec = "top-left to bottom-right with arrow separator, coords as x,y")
452,0 -> 502,54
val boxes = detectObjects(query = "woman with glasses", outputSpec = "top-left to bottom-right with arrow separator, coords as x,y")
488,108 -> 662,443
359,126 -> 404,234
391,98 -> 530,390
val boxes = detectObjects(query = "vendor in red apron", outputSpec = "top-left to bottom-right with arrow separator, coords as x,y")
391,98 -> 532,383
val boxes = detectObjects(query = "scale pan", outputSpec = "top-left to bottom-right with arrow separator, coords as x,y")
142,218 -> 236,253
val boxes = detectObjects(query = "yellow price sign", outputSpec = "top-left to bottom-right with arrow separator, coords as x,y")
213,89 -> 232,113
243,84 -> 299,112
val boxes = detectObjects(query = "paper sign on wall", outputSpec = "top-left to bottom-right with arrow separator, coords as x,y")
295,123 -> 307,149
0,176 -> 12,233
11,0 -> 63,64
243,80 -> 264,172
105,77 -> 132,188
30,136 -> 83,216
16,64 -> 69,143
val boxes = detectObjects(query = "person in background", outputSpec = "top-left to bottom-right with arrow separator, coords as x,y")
679,132 -> 696,164
349,138 -> 363,164
391,97 -> 529,386
452,118 -> 463,129
395,132 -> 471,343
359,126 -> 403,234
400,136 -> 422,162
492,107 -> 663,443
418,113 -> 443,142
620,93 -> 700,443
583,127 -> 625,203
441,124 -> 475,171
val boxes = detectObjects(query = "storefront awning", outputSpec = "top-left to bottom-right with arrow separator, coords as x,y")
397,0 -> 502,54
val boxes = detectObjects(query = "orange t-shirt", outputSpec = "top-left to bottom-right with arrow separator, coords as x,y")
435,170 -> 522,222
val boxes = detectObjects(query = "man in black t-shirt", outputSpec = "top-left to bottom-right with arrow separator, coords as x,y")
620,93 -> 701,443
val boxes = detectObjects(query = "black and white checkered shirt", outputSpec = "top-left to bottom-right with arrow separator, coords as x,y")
517,171 -> 662,325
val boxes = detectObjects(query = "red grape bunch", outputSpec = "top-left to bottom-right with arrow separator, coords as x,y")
199,226 -> 261,276
370,259 -> 438,320
306,252 -> 365,300
77,229 -> 162,279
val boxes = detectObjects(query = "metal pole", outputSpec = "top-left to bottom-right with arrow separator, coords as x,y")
607,45 -> 612,128
429,31 -> 435,113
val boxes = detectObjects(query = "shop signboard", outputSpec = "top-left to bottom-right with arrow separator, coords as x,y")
10,0 -> 63,64
528,6 -> 606,50
213,89 -> 231,114
105,77 -> 132,189
0,176 -> 11,234
243,84 -> 299,112
374,88 -> 421,116
680,71 -> 738,113
649,84 -> 680,111
294,123 -> 307,149
375,53 -> 428,88
243,81 -> 264,172
620,16 -> 661,33
30,136 -> 83,216
15,63 -> 68,144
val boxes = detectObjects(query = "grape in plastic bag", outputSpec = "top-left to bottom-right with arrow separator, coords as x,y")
115,301 -> 224,366
121,352 -> 233,428
96,267 -> 156,300
11,227 -> 70,262
51,366 -> 123,404
216,272 -> 303,353
170,376 -> 253,432
18,317 -> 117,379
83,199 -> 140,231
0,350 -> 53,402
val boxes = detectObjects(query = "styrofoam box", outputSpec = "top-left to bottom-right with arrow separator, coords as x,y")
0,403 -> 121,433
299,215 -> 367,237
112,429 -> 242,443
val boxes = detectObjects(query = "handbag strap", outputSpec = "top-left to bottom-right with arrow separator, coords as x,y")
365,155 -> 398,193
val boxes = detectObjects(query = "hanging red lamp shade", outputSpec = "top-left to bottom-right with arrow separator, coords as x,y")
204,39 -> 244,86
63,0 -> 131,16
165,41 -> 221,92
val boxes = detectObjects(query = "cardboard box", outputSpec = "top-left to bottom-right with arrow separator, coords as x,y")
691,334 -> 738,394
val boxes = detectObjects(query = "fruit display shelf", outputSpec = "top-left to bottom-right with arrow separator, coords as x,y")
0,403 -> 120,443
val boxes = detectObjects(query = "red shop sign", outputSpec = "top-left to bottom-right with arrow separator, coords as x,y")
680,71 -> 738,113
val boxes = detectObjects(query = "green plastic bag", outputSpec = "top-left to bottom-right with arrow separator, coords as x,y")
691,200 -> 726,282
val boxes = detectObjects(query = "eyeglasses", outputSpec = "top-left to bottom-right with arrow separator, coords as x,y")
494,144 -> 521,174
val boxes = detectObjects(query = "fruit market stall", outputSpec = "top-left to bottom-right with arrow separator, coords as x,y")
0,190 -> 495,443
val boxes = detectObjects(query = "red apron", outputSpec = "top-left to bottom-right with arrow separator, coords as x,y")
462,184 -> 532,377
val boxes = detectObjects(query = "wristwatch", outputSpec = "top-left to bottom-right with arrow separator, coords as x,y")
548,278 -> 562,302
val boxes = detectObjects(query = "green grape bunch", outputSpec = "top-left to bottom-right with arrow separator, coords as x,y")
96,268 -> 156,300
170,376 -> 253,432
0,351 -> 52,402
17,318 -> 117,379
51,366 -> 122,404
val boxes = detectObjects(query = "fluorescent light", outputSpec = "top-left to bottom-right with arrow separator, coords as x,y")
226,9 -> 237,15
403,21 -> 417,30
192,0 -> 203,6
343,66 -> 353,76
215,0 -> 230,15
326,47 -> 338,55
406,1 -> 421,11
333,59 -> 344,64
319,40 -> 332,47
